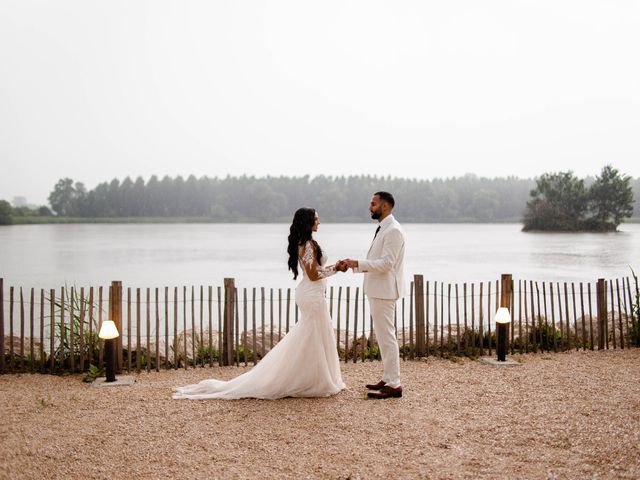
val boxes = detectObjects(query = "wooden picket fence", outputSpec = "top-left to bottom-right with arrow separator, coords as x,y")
0,274 -> 638,374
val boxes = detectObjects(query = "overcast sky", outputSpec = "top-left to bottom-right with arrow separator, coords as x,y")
1,1 -> 639,206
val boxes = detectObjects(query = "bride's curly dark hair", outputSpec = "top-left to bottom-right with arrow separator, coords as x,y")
287,207 -> 323,280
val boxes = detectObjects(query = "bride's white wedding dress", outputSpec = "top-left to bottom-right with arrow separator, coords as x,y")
173,241 -> 346,400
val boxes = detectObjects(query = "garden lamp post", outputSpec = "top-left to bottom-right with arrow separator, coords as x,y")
98,320 -> 119,382
494,307 -> 511,362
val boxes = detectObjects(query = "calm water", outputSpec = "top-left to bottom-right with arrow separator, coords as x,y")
1,223 -> 639,292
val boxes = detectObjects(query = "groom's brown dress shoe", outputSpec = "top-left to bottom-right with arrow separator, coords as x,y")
365,381 -> 386,390
367,385 -> 402,399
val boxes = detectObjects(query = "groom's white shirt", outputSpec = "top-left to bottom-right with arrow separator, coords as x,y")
355,214 -> 406,300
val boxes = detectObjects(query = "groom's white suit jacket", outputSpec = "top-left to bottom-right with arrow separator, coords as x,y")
356,214 -> 406,300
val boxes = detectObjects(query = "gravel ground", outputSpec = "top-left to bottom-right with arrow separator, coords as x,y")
1,349 -> 639,480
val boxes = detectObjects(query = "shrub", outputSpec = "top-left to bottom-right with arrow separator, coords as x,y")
528,324 -> 569,351
195,346 -> 219,365
50,286 -> 100,371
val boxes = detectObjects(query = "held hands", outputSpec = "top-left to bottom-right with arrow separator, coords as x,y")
344,259 -> 358,269
335,260 -> 348,272
335,259 -> 358,272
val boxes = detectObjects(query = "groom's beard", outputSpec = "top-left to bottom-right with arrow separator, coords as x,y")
371,211 -> 381,220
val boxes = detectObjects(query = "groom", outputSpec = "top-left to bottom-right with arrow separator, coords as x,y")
344,191 -> 405,399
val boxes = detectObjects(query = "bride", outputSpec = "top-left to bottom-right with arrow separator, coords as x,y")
173,208 -> 347,400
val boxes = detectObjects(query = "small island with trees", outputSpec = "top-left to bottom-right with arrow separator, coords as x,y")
522,165 -> 635,232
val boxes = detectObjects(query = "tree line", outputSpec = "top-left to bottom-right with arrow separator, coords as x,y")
1,171 -> 638,225
39,174 -> 538,222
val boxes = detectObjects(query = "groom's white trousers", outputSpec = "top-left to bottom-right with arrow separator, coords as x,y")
369,297 -> 401,388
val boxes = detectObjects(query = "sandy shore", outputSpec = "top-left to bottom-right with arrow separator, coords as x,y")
1,349 -> 639,480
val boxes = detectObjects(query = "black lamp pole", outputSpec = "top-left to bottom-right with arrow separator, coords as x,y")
104,338 -> 116,382
497,323 -> 508,362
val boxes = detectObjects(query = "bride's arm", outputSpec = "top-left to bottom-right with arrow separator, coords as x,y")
299,242 -> 338,281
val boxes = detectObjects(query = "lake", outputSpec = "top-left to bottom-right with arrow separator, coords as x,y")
1,223 -> 638,291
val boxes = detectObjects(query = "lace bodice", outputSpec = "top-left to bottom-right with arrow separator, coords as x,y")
298,241 -> 338,281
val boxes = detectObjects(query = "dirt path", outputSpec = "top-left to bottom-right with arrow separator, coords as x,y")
1,349 -> 639,479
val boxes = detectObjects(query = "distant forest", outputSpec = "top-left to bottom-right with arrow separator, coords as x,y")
46,174 -> 539,222
2,174 -> 639,224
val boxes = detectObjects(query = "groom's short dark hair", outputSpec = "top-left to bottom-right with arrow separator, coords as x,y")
374,191 -> 395,208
